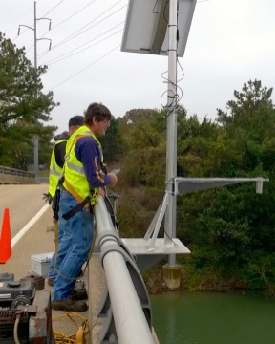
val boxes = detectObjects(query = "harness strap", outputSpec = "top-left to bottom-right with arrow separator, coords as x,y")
62,196 -> 91,220
64,179 -> 84,203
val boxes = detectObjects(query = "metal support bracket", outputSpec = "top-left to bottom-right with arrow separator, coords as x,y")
143,192 -> 168,249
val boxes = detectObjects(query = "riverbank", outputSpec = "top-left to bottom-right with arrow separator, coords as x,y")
143,261 -> 274,296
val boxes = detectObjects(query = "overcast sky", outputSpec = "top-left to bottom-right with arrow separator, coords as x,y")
1,0 -> 275,134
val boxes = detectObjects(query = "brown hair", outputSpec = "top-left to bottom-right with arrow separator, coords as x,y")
84,102 -> 111,126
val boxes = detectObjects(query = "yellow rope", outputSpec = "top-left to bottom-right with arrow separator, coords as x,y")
53,312 -> 91,344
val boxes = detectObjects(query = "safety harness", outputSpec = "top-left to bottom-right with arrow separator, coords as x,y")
61,130 -> 104,220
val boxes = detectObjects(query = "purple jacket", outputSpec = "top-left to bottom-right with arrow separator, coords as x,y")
75,136 -> 110,188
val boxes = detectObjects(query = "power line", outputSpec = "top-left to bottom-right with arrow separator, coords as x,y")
4,6 -> 32,34
52,0 -> 99,30
47,29 -> 122,65
39,0 -> 99,39
40,0 -> 66,18
50,44 -> 120,90
43,22 -> 124,65
50,1 -> 126,51
38,0 -> 125,60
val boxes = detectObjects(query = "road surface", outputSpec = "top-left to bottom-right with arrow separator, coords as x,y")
0,184 -> 49,237
0,183 -> 54,277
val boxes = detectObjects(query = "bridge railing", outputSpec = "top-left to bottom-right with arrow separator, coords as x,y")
92,195 -> 156,344
0,165 -> 35,184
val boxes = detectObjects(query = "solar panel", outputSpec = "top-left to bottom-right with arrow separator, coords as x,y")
121,0 -> 197,57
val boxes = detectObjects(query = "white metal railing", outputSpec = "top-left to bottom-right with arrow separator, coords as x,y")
94,195 -> 155,344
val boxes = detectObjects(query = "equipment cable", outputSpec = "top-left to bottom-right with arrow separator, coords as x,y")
53,312 -> 92,344
13,313 -> 22,344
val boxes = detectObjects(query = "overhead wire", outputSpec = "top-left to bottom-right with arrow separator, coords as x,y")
52,0 -> 98,30
50,44 -> 120,90
44,22 -> 124,65
38,0 -> 99,40
40,0 -> 66,18
4,5 -> 32,34
51,1 -> 126,51
38,0 -> 126,59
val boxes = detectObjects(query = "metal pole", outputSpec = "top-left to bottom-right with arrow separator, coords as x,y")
33,1 -> 37,70
164,0 -> 178,267
95,196 -> 155,344
33,1 -> 39,178
33,135 -> 38,178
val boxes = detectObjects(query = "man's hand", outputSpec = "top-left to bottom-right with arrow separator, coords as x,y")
43,192 -> 53,204
107,172 -> 118,187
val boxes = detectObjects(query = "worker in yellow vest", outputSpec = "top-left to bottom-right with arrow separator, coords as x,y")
45,116 -> 84,287
52,102 -> 117,312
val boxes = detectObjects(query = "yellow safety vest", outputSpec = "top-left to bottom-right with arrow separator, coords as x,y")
63,125 -> 104,205
49,139 -> 67,197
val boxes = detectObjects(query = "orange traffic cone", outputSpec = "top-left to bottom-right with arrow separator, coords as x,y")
0,208 -> 12,264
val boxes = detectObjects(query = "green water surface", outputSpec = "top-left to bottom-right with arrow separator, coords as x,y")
150,291 -> 275,344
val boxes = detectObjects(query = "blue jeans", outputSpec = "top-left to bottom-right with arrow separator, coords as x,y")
48,218 -> 73,280
53,190 -> 94,300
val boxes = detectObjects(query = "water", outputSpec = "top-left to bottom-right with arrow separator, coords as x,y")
150,291 -> 275,344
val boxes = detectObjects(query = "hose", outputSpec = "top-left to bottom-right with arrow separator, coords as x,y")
53,312 -> 91,344
13,314 -> 21,344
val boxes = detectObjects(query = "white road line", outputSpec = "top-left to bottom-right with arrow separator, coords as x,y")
11,204 -> 50,248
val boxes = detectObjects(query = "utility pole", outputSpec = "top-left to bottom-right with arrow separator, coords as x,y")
18,2 -> 52,70
17,1 -> 52,178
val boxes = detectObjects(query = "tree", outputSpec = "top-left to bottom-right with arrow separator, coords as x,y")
176,80 -> 275,291
99,117 -> 120,164
0,32 -> 58,169
217,79 -> 275,144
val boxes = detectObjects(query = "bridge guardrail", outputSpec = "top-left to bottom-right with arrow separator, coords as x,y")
0,165 -> 35,184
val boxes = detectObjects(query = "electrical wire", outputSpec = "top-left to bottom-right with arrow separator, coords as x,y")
12,27 -> 31,42
40,0 -> 66,18
52,2 -> 126,51
38,0 -> 126,60
50,44 -> 119,90
42,21 -> 124,64
45,28 -> 123,66
50,0 -> 98,31
4,6 -> 32,34
152,0 -> 160,13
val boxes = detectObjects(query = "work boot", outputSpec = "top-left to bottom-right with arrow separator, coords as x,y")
70,288 -> 88,301
47,278 -> 54,287
52,299 -> 88,312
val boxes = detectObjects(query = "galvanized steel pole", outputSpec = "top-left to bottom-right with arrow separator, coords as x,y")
164,0 -> 178,266
94,196 -> 155,344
